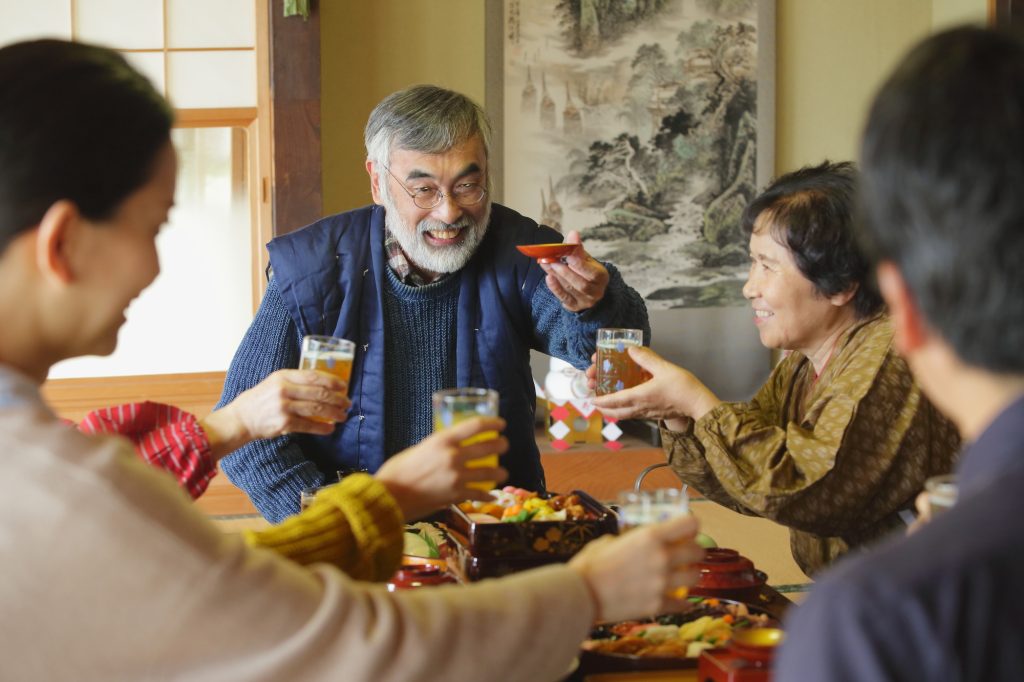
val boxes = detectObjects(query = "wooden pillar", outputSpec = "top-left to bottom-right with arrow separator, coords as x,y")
269,1 -> 323,236
991,0 -> 1024,28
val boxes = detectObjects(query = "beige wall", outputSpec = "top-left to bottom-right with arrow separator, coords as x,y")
320,1 -> 485,215
776,0 -> 987,173
320,0 -> 987,212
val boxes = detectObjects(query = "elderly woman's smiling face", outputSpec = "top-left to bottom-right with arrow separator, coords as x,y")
742,218 -> 857,362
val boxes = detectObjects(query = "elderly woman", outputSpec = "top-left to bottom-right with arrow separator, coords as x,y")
593,161 -> 960,575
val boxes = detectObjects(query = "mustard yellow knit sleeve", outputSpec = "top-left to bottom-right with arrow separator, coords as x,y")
241,474 -> 404,582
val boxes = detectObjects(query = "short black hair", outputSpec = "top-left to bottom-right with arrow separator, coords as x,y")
0,39 -> 173,254
860,27 -> 1024,373
742,160 -> 883,319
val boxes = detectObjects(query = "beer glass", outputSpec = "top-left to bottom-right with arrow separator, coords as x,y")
299,335 -> 355,422
924,474 -> 958,517
432,388 -> 500,492
616,488 -> 690,532
299,486 -> 324,511
617,488 -> 691,598
595,328 -> 645,395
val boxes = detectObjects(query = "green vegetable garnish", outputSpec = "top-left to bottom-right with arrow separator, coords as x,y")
420,530 -> 440,558
502,509 -> 539,523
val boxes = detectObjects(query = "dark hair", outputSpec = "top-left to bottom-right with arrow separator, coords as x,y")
0,39 -> 173,254
860,27 -> 1024,373
742,160 -> 883,319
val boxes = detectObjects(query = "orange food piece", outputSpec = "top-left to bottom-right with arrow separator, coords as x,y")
502,504 -> 524,519
480,503 -> 505,518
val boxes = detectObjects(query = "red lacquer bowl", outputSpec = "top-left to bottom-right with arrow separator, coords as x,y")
516,243 -> 577,263
386,565 -> 457,591
690,548 -> 767,597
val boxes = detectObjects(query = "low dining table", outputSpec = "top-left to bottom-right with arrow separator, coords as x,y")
204,433 -> 813,682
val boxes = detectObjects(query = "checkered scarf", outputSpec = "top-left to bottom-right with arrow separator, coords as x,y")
383,228 -> 431,287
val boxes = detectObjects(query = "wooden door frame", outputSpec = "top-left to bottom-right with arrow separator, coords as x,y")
266,1 -> 323,240
991,0 -> 1024,27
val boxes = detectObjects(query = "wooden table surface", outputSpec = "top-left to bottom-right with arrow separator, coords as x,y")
205,430 -> 808,682
204,431 -> 811,593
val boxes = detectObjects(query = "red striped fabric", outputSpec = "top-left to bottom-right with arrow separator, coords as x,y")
78,402 -> 214,499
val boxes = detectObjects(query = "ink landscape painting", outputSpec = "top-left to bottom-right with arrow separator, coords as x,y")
501,0 -> 769,309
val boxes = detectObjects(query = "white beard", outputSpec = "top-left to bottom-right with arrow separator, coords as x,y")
382,190 -> 491,276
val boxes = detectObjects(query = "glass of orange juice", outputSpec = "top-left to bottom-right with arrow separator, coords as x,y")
432,388 -> 499,492
595,328 -> 645,396
299,335 -> 355,422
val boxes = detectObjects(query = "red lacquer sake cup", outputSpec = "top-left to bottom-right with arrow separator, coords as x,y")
516,243 -> 577,263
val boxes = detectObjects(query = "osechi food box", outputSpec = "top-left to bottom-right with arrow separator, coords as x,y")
579,597 -> 779,674
447,487 -> 617,578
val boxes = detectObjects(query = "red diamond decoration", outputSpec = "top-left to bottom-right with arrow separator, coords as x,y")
551,439 -> 571,451
604,440 -> 624,451
550,406 -> 571,421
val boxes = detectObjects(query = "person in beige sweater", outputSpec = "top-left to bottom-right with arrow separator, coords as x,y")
0,39 -> 704,681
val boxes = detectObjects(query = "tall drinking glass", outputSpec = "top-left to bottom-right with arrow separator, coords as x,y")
924,474 -> 958,517
595,328 -> 645,395
432,388 -> 500,492
299,485 -> 324,511
299,335 -> 355,423
617,488 -> 692,598
616,488 -> 691,532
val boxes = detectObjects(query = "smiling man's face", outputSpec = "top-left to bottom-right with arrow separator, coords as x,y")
371,135 -> 491,282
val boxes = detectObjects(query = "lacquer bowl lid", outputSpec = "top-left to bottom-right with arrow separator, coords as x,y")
693,548 -> 766,590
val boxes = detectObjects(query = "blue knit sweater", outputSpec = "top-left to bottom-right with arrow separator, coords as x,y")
381,267 -> 460,456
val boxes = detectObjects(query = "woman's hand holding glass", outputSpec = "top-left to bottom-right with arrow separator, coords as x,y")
376,416 -> 509,521
568,513 -> 704,623
586,345 -> 721,429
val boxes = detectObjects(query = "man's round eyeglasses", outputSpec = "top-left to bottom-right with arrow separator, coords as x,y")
384,166 -> 487,210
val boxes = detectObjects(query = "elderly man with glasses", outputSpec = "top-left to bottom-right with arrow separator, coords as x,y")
218,85 -> 650,522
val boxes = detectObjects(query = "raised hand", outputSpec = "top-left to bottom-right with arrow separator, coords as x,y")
376,416 -> 509,521
569,514 -> 704,622
200,369 -> 350,458
539,230 -> 609,312
590,346 -> 721,429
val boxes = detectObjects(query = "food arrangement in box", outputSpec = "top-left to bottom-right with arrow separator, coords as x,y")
579,596 -> 777,673
449,486 -> 617,558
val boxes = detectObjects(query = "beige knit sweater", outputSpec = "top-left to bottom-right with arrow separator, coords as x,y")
0,366 -> 593,681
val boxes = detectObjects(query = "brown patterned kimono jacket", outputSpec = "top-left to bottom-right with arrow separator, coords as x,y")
662,314 -> 961,576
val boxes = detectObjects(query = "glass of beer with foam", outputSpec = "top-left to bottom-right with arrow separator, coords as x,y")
432,388 -> 500,492
299,335 -> 355,422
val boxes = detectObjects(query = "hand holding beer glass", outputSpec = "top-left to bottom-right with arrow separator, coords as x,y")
617,487 -> 695,599
299,335 -> 355,423
595,328 -> 646,396
433,388 -> 501,492
617,488 -> 691,531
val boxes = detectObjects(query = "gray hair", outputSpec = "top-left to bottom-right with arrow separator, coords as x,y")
364,84 -> 492,170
